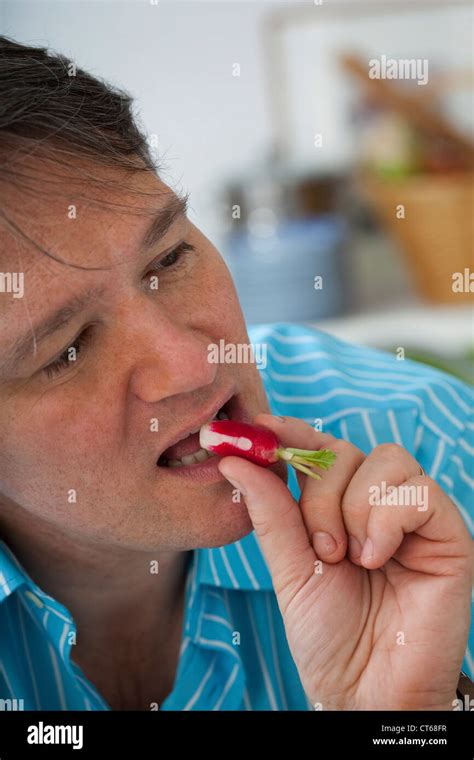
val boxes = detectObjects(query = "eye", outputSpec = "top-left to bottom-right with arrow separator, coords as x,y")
42,327 -> 92,379
147,241 -> 196,276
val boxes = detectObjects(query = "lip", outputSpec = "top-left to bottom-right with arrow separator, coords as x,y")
156,387 -> 237,465
157,452 -> 226,482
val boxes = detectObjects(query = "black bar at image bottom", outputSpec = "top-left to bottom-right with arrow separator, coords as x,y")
0,710 -> 472,757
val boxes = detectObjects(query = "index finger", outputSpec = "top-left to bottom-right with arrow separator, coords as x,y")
254,413 -> 337,452
255,414 -> 365,562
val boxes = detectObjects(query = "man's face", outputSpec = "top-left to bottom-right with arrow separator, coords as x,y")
0,158 -> 282,552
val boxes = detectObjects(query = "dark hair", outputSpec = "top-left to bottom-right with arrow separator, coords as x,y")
0,36 -> 168,265
0,35 -> 156,174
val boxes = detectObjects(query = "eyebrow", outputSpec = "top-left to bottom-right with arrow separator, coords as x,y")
140,192 -> 189,252
1,285 -> 106,373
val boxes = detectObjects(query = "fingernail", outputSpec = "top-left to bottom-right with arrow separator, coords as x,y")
313,531 -> 337,556
361,537 -> 374,562
348,535 -> 362,559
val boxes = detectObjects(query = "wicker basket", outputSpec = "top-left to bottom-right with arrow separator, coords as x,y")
361,172 -> 474,303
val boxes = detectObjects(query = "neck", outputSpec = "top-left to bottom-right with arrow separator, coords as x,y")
1,504 -> 191,709
0,504 -> 190,653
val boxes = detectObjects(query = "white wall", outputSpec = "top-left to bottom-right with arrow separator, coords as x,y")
2,0 -> 273,239
2,0 -> 472,243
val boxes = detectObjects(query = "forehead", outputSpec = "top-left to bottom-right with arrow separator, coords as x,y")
1,155 -> 173,267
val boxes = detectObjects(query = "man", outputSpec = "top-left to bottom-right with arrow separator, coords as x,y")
0,37 -> 472,712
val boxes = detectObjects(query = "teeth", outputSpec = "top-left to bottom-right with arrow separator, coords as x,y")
181,454 -> 197,465
161,407 -> 230,467
185,409 -> 229,436
167,447 -> 215,468
193,448 -> 210,462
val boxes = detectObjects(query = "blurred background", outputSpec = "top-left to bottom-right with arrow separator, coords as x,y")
2,0 -> 473,381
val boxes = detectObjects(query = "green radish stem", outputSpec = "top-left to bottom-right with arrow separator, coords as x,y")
276,446 -> 336,480
290,461 -> 322,480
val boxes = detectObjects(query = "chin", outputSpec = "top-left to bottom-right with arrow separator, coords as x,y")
113,507 -> 254,554
189,461 -> 288,550
195,495 -> 254,550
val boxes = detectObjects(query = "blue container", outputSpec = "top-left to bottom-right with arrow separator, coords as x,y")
223,215 -> 349,325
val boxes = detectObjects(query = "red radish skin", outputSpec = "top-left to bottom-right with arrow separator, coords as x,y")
199,419 -> 336,479
199,420 -> 280,466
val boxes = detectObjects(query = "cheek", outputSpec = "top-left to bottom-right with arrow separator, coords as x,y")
0,388 -> 116,503
199,253 -> 248,339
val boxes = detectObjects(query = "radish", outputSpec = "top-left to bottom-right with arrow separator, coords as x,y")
199,419 -> 335,479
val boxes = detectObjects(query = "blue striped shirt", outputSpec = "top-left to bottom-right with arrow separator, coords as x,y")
1,321 -> 472,710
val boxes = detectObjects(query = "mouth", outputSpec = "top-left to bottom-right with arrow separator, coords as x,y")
156,393 -> 241,469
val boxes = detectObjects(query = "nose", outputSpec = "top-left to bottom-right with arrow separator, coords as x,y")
127,310 -> 218,404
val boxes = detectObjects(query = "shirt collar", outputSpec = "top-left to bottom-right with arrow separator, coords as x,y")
0,532 -> 273,701
194,532 -> 273,590
0,528 -> 274,608
0,538 -> 34,602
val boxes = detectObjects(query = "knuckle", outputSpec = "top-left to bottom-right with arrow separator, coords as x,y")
341,493 -> 366,518
461,531 -> 473,558
300,489 -> 339,516
331,438 -> 362,459
419,475 -> 441,498
372,442 -> 406,460
251,504 -> 294,537
251,518 -> 273,540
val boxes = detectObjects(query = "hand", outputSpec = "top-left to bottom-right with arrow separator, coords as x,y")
218,414 -> 473,710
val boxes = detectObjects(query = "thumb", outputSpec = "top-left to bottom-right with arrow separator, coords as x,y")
218,456 -> 316,608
